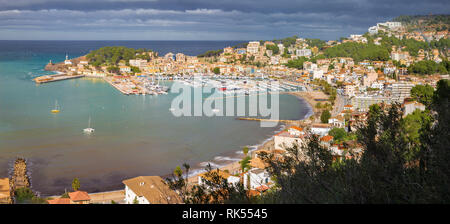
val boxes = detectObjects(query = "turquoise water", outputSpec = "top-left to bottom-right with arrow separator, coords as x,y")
0,41 -> 311,195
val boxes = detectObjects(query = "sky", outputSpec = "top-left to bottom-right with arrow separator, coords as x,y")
0,0 -> 448,41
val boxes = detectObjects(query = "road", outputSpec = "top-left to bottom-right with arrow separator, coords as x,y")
332,93 -> 346,117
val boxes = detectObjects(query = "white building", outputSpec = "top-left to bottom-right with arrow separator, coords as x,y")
64,54 -> 72,65
274,126 -> 306,150
296,48 -> 312,57
119,66 -> 131,73
310,123 -> 332,136
198,169 -> 240,189
247,41 -> 260,55
129,59 -> 148,68
122,176 -> 183,204
368,26 -> 378,35
243,168 -> 271,190
402,101 -> 426,117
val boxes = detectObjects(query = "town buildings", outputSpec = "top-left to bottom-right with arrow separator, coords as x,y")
123,176 -> 182,204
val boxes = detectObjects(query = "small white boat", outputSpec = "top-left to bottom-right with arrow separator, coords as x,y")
169,108 -> 176,111
51,100 -> 60,113
83,117 -> 95,133
212,109 -> 220,113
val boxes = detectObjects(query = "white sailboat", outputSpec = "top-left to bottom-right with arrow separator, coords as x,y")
83,117 -> 95,133
51,100 -> 60,113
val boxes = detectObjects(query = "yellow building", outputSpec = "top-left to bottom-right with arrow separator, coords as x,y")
0,178 -> 12,204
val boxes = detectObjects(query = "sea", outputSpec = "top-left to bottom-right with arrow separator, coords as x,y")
0,40 -> 312,196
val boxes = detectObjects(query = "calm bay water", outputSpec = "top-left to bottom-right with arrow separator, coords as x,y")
0,41 -> 311,195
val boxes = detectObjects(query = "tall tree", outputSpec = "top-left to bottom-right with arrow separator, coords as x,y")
72,178 -> 81,191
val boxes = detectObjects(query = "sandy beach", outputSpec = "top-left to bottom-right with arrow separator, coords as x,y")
186,91 -> 314,186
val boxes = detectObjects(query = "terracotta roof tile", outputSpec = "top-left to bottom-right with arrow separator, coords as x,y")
69,191 -> 91,202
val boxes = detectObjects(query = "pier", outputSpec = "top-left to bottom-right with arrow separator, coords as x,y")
34,73 -> 84,84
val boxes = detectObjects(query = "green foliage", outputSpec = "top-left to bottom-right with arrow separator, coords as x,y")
328,128 -> 347,142
411,84 -> 435,107
394,14 -> 450,29
408,60 -> 447,75
61,192 -> 69,198
320,110 -> 331,123
311,79 -> 337,102
166,163 -> 252,204
402,109 -> 432,151
282,48 -> 290,58
305,38 -> 326,49
14,187 -> 47,204
324,42 -> 389,62
15,187 -> 35,203
72,178 -> 80,191
174,166 -> 183,177
86,46 -> 147,66
273,35 -> 298,47
107,66 -> 120,74
133,196 -> 139,204
378,35 -> 429,56
130,66 -> 141,74
165,80 -> 450,204
256,90 -> 450,203
265,44 -> 280,55
286,56 -> 308,69
198,49 -> 223,58
213,67 -> 220,74
430,38 -> 450,52
240,156 -> 251,173
243,146 -> 249,156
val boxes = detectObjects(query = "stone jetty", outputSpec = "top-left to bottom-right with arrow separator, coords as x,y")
10,158 -> 30,195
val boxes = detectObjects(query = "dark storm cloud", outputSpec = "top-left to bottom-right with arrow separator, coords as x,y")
0,0 -> 448,40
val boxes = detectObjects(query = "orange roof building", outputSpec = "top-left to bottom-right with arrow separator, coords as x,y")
69,191 -> 91,204
47,198 -> 71,204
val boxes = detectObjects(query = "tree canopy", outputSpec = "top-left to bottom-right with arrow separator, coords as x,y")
86,46 -> 151,67
323,42 -> 390,62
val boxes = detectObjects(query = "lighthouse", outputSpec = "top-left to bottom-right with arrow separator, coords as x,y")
64,53 -> 72,65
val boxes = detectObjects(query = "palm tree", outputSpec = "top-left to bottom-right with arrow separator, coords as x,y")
243,146 -> 249,157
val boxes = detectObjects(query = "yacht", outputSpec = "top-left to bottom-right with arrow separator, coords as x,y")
51,100 -> 60,113
83,117 -> 95,133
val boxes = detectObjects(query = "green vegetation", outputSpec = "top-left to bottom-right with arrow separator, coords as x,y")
408,60 -> 447,75
265,44 -> 280,55
285,56 -> 308,69
311,79 -> 337,102
14,187 -> 47,204
394,14 -> 450,30
430,38 -> 450,52
72,178 -> 80,191
328,128 -> 346,142
323,42 -> 389,62
61,192 -> 69,198
378,35 -> 429,56
255,80 -> 449,203
305,38 -> 326,50
198,49 -> 223,58
86,46 -> 150,67
213,67 -> 220,74
165,79 -> 450,204
402,109 -> 432,155
273,35 -> 298,47
328,128 -> 357,143
320,110 -> 331,123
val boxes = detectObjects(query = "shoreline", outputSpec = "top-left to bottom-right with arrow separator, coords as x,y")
37,88 -> 314,198
168,91 -> 315,186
